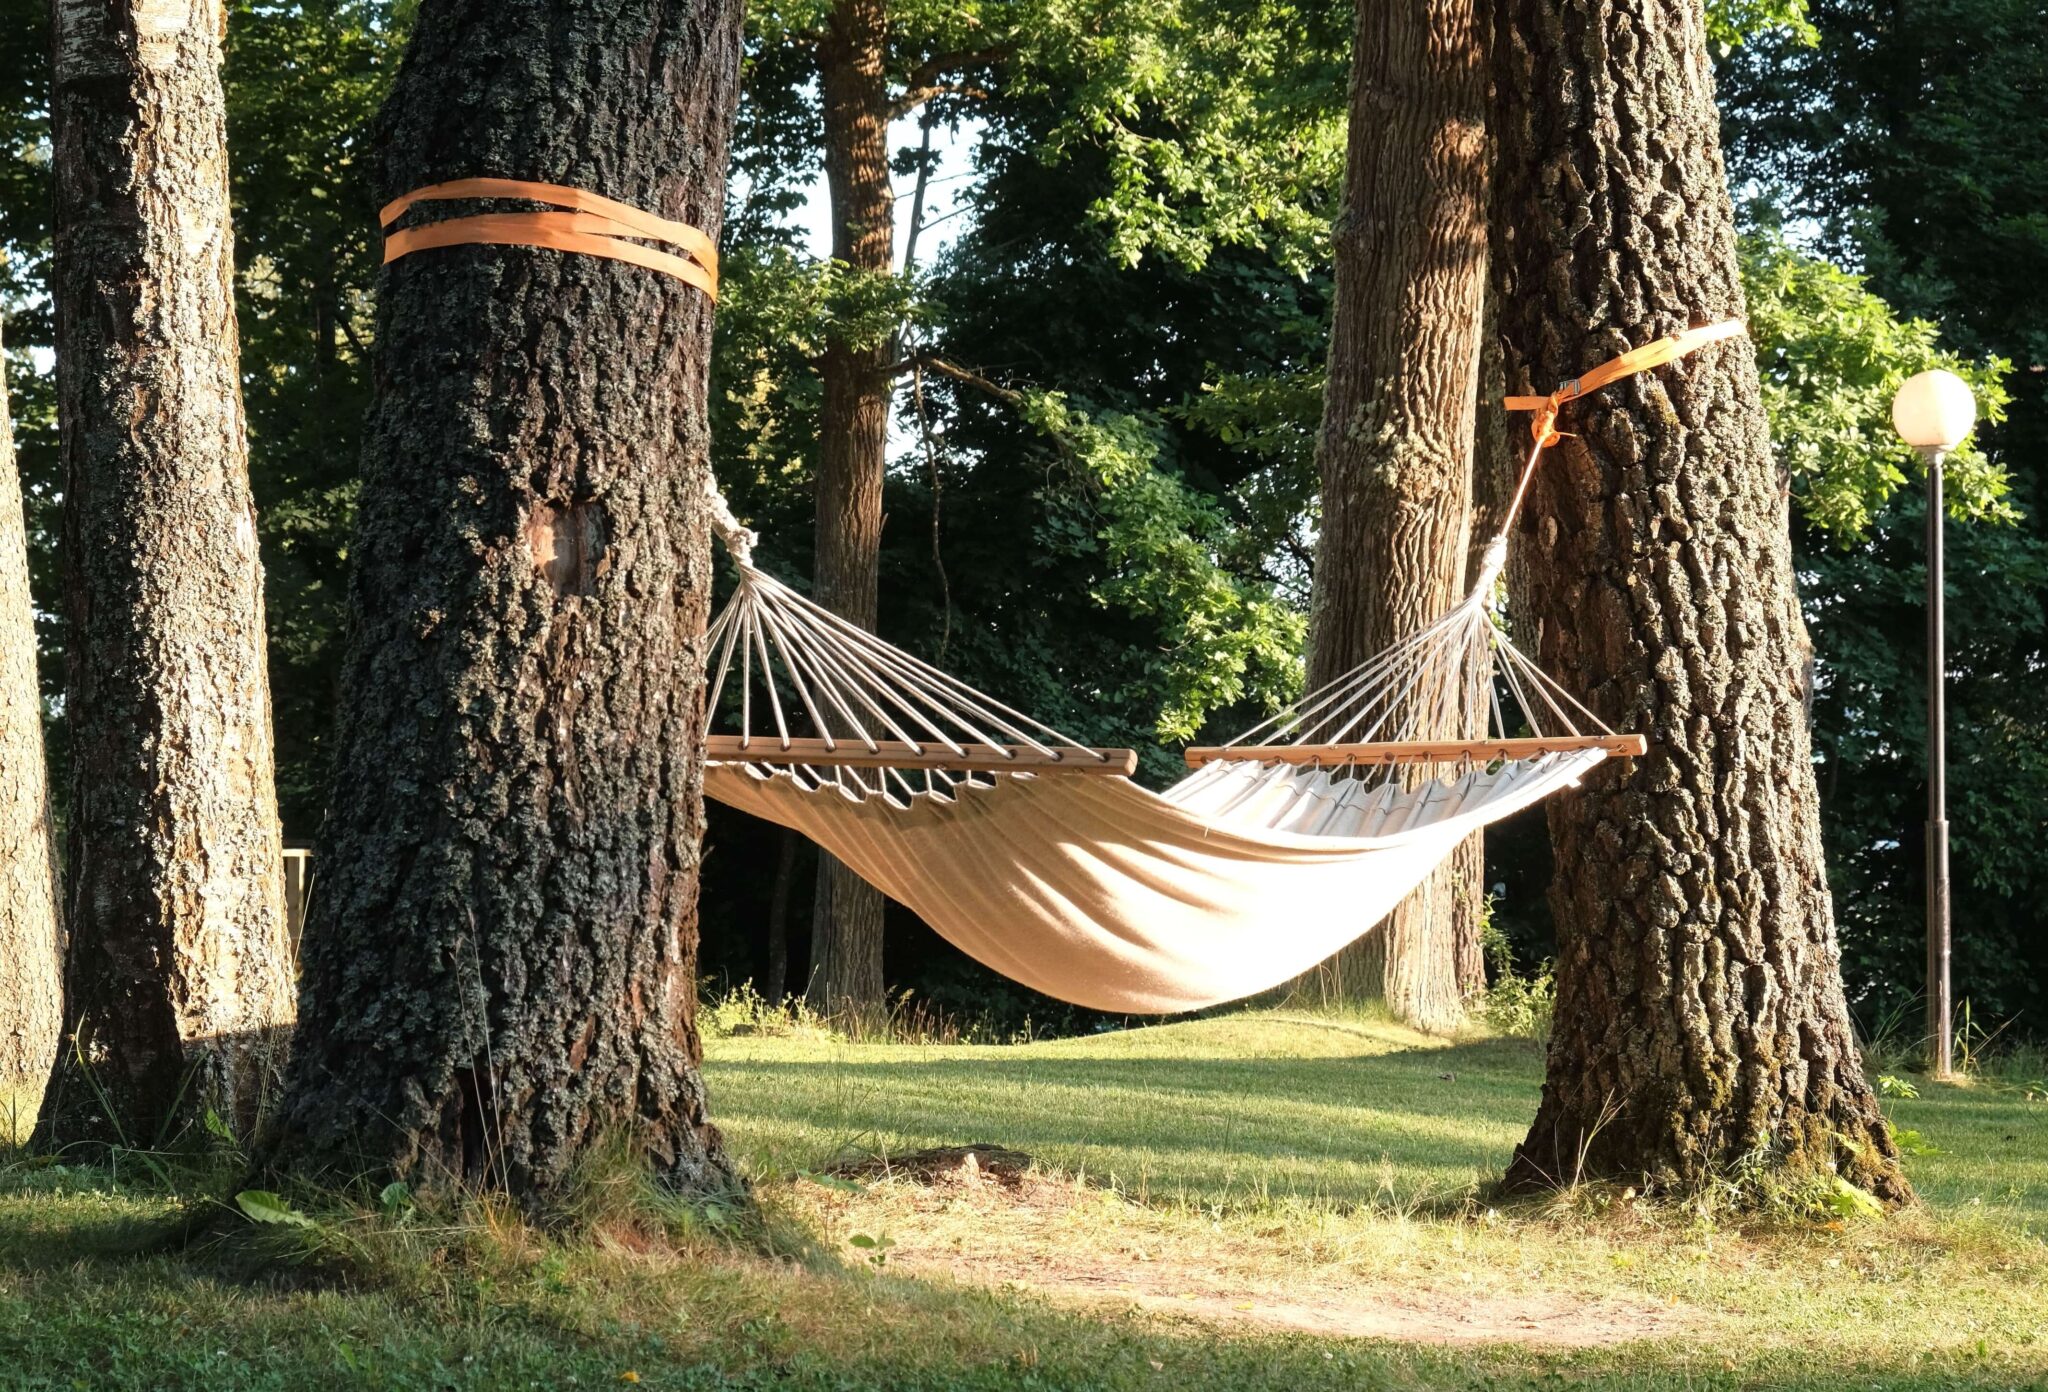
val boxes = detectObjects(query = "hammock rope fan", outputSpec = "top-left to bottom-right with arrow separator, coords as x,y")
384,179 -> 1745,1014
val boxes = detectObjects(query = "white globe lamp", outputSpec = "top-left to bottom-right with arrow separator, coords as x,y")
1891,369 -> 1976,452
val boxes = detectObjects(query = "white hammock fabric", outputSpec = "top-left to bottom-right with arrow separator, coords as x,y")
709,751 -> 1605,1013
700,536 -> 1623,1014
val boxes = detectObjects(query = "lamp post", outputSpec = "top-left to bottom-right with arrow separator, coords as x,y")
1891,369 -> 1977,1080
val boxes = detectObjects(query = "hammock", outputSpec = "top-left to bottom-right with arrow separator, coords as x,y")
699,325 -> 1739,1013
702,545 -> 1632,1012
374,176 -> 1732,1014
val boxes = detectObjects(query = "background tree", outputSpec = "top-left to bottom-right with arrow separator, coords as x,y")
262,0 -> 746,1201
799,0 -> 899,1010
0,332 -> 59,1145
1489,0 -> 1907,1199
1299,0 -> 1490,1029
224,0 -> 407,837
39,0 -> 294,1148
741,0 -> 1026,1011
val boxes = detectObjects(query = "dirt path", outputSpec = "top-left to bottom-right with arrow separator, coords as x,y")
790,1161 -> 1690,1348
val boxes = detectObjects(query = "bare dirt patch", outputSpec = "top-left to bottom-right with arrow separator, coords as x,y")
790,1164 -> 1690,1347
826,1144 -> 1032,1187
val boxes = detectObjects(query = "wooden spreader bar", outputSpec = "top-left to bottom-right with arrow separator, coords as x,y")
707,736 -> 1139,776
1182,733 -> 1648,769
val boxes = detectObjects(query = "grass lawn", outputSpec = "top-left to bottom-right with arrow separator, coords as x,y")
0,1008 -> 2043,1389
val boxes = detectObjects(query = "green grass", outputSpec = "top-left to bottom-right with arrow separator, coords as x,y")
0,1008 -> 2042,1390
708,1009 -> 2048,1217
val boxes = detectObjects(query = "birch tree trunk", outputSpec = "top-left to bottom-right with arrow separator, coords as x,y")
1489,0 -> 1908,1201
1304,0 -> 1490,1032
806,0 -> 893,1013
260,0 -> 746,1203
0,332 -> 62,1147
40,0 -> 293,1149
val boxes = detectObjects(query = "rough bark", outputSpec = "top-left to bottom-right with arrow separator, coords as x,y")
806,0 -> 893,1013
260,0 -> 746,1202
0,332 -> 62,1147
41,0 -> 294,1149
1303,0 -> 1490,1032
1489,0 -> 1908,1201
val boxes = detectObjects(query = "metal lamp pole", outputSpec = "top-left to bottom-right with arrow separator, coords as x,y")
1921,442 -> 1952,1080
1893,368 -> 1973,1081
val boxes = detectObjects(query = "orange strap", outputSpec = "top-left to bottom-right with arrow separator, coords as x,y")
1504,318 -> 1746,448
379,178 -> 718,300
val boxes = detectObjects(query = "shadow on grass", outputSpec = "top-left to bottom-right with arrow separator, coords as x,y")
709,1028 -> 2048,1220
707,1034 -> 1548,1208
0,1157 -> 198,1267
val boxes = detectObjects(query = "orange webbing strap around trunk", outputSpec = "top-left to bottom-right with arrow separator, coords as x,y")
1504,318 -> 1746,449
379,178 -> 718,299
1495,318 -> 1747,537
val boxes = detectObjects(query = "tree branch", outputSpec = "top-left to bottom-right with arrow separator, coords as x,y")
917,353 -> 1024,406
892,82 -> 990,116
889,45 -> 1012,119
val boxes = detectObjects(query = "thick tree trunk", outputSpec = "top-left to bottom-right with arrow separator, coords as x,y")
261,0 -> 746,1202
41,0 -> 294,1149
0,333 -> 62,1146
1490,0 -> 1907,1201
806,0 -> 893,1013
1303,0 -> 1490,1033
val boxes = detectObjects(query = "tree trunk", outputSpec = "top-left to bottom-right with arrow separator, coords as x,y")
764,828 -> 799,1002
0,331 -> 62,1147
41,0 -> 294,1149
1490,0 -> 1908,1202
1456,275 -> 1516,1004
1303,0 -> 1490,1033
260,0 -> 746,1203
806,0 -> 893,1013
1448,836 -> 1488,1002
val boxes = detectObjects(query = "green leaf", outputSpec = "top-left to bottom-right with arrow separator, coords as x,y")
235,1190 -> 316,1228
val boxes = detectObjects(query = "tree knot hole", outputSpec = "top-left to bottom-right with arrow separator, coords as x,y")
526,500 -> 607,598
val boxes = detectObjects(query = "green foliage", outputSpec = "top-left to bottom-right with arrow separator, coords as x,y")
1705,0 -> 1818,50
1742,227 -> 2013,537
0,0 -> 61,739
1477,913 -> 1555,1047
1027,0 -> 1348,274
700,981 -> 835,1042
845,1229 -> 895,1269
1020,390 -> 1303,741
